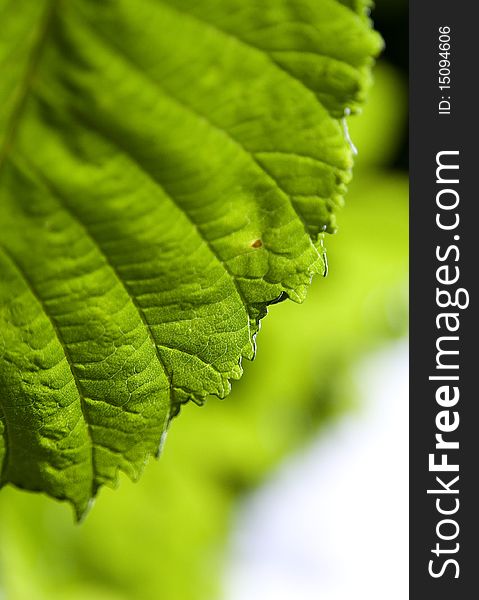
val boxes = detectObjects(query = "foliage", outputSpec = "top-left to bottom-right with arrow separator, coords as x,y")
0,0 -> 380,515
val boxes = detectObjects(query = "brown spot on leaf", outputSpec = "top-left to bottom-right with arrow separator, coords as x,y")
251,239 -> 263,249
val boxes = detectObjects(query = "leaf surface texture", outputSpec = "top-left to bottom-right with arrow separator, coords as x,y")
0,0 -> 381,516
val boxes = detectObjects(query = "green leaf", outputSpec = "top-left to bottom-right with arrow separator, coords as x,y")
0,0 -> 381,517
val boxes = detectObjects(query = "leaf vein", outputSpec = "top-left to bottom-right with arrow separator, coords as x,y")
0,242 -> 95,493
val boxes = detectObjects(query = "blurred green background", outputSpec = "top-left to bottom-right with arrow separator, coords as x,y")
0,5 -> 408,599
